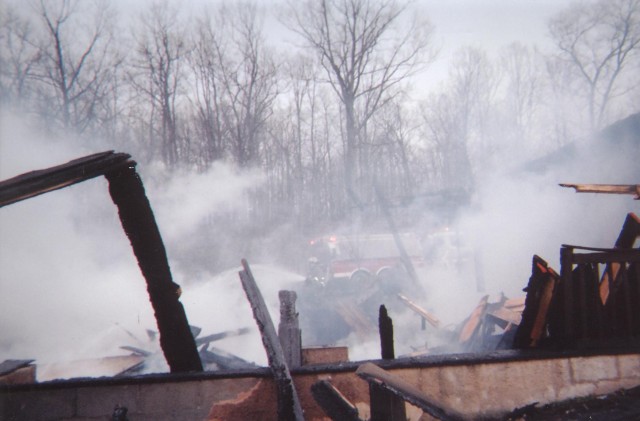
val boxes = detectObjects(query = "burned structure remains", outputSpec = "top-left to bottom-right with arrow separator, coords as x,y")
1,151 -> 640,420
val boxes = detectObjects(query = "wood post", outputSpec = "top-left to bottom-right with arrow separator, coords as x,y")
278,290 -> 302,368
105,164 -> 202,373
379,305 -> 395,360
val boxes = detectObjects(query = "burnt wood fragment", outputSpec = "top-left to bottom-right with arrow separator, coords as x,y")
105,164 -> 202,373
238,259 -> 304,421
310,380 -> 362,421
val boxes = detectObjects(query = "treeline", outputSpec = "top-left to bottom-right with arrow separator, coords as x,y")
1,0 -> 639,243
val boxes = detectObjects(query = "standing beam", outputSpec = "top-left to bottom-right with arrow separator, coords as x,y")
105,164 -> 202,373
278,290 -> 302,368
238,259 -> 304,421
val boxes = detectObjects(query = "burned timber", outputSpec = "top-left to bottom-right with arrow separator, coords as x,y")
1,152 -> 640,420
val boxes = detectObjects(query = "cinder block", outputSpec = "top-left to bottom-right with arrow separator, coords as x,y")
4,389 -> 76,421
570,356 -> 618,383
138,381 -> 201,416
618,354 -> 640,380
557,382 -> 596,401
76,384 -> 139,417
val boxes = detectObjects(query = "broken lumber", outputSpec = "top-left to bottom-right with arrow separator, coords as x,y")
513,256 -> 559,348
356,362 -> 465,421
238,259 -> 304,421
600,213 -> 640,303
560,183 -> 640,199
310,380 -> 362,421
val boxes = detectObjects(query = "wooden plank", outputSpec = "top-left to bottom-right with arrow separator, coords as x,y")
600,213 -> 640,303
397,293 -> 441,328
0,151 -> 131,207
238,259 -> 305,421
310,380 -> 362,421
356,362 -> 465,421
559,183 -> 640,199
530,266 -> 558,346
106,165 -> 202,373
458,295 -> 489,344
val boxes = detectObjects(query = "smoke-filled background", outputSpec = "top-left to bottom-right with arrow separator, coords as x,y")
1,0 -> 639,375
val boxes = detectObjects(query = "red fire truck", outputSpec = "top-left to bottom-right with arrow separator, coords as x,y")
305,233 -> 424,287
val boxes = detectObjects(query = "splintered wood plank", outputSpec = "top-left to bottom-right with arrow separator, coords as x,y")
238,259 -> 304,421
458,295 -> 489,344
600,213 -> 640,304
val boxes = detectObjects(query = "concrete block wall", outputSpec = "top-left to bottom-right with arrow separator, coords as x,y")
2,352 -> 639,421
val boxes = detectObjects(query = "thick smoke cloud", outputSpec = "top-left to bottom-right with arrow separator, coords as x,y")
1,104 -> 638,374
0,109 -> 302,372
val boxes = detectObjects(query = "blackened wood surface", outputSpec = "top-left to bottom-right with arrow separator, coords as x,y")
379,305 -> 395,359
106,165 -> 202,373
0,151 -> 131,207
310,380 -> 362,421
238,259 -> 304,421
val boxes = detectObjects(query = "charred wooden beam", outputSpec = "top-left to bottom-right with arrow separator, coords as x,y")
238,259 -> 305,421
356,362 -> 465,421
513,256 -> 559,349
278,290 -> 302,368
560,183 -> 640,199
310,380 -> 362,421
105,164 -> 202,373
0,151 -> 131,207
379,305 -> 395,360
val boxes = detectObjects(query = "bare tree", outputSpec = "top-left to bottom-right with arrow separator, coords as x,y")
29,0 -> 118,133
421,47 -> 498,193
129,1 -> 188,167
499,43 -> 545,150
220,3 -> 279,168
286,0 -> 433,194
189,9 -> 228,168
0,5 -> 42,106
548,0 -> 640,131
